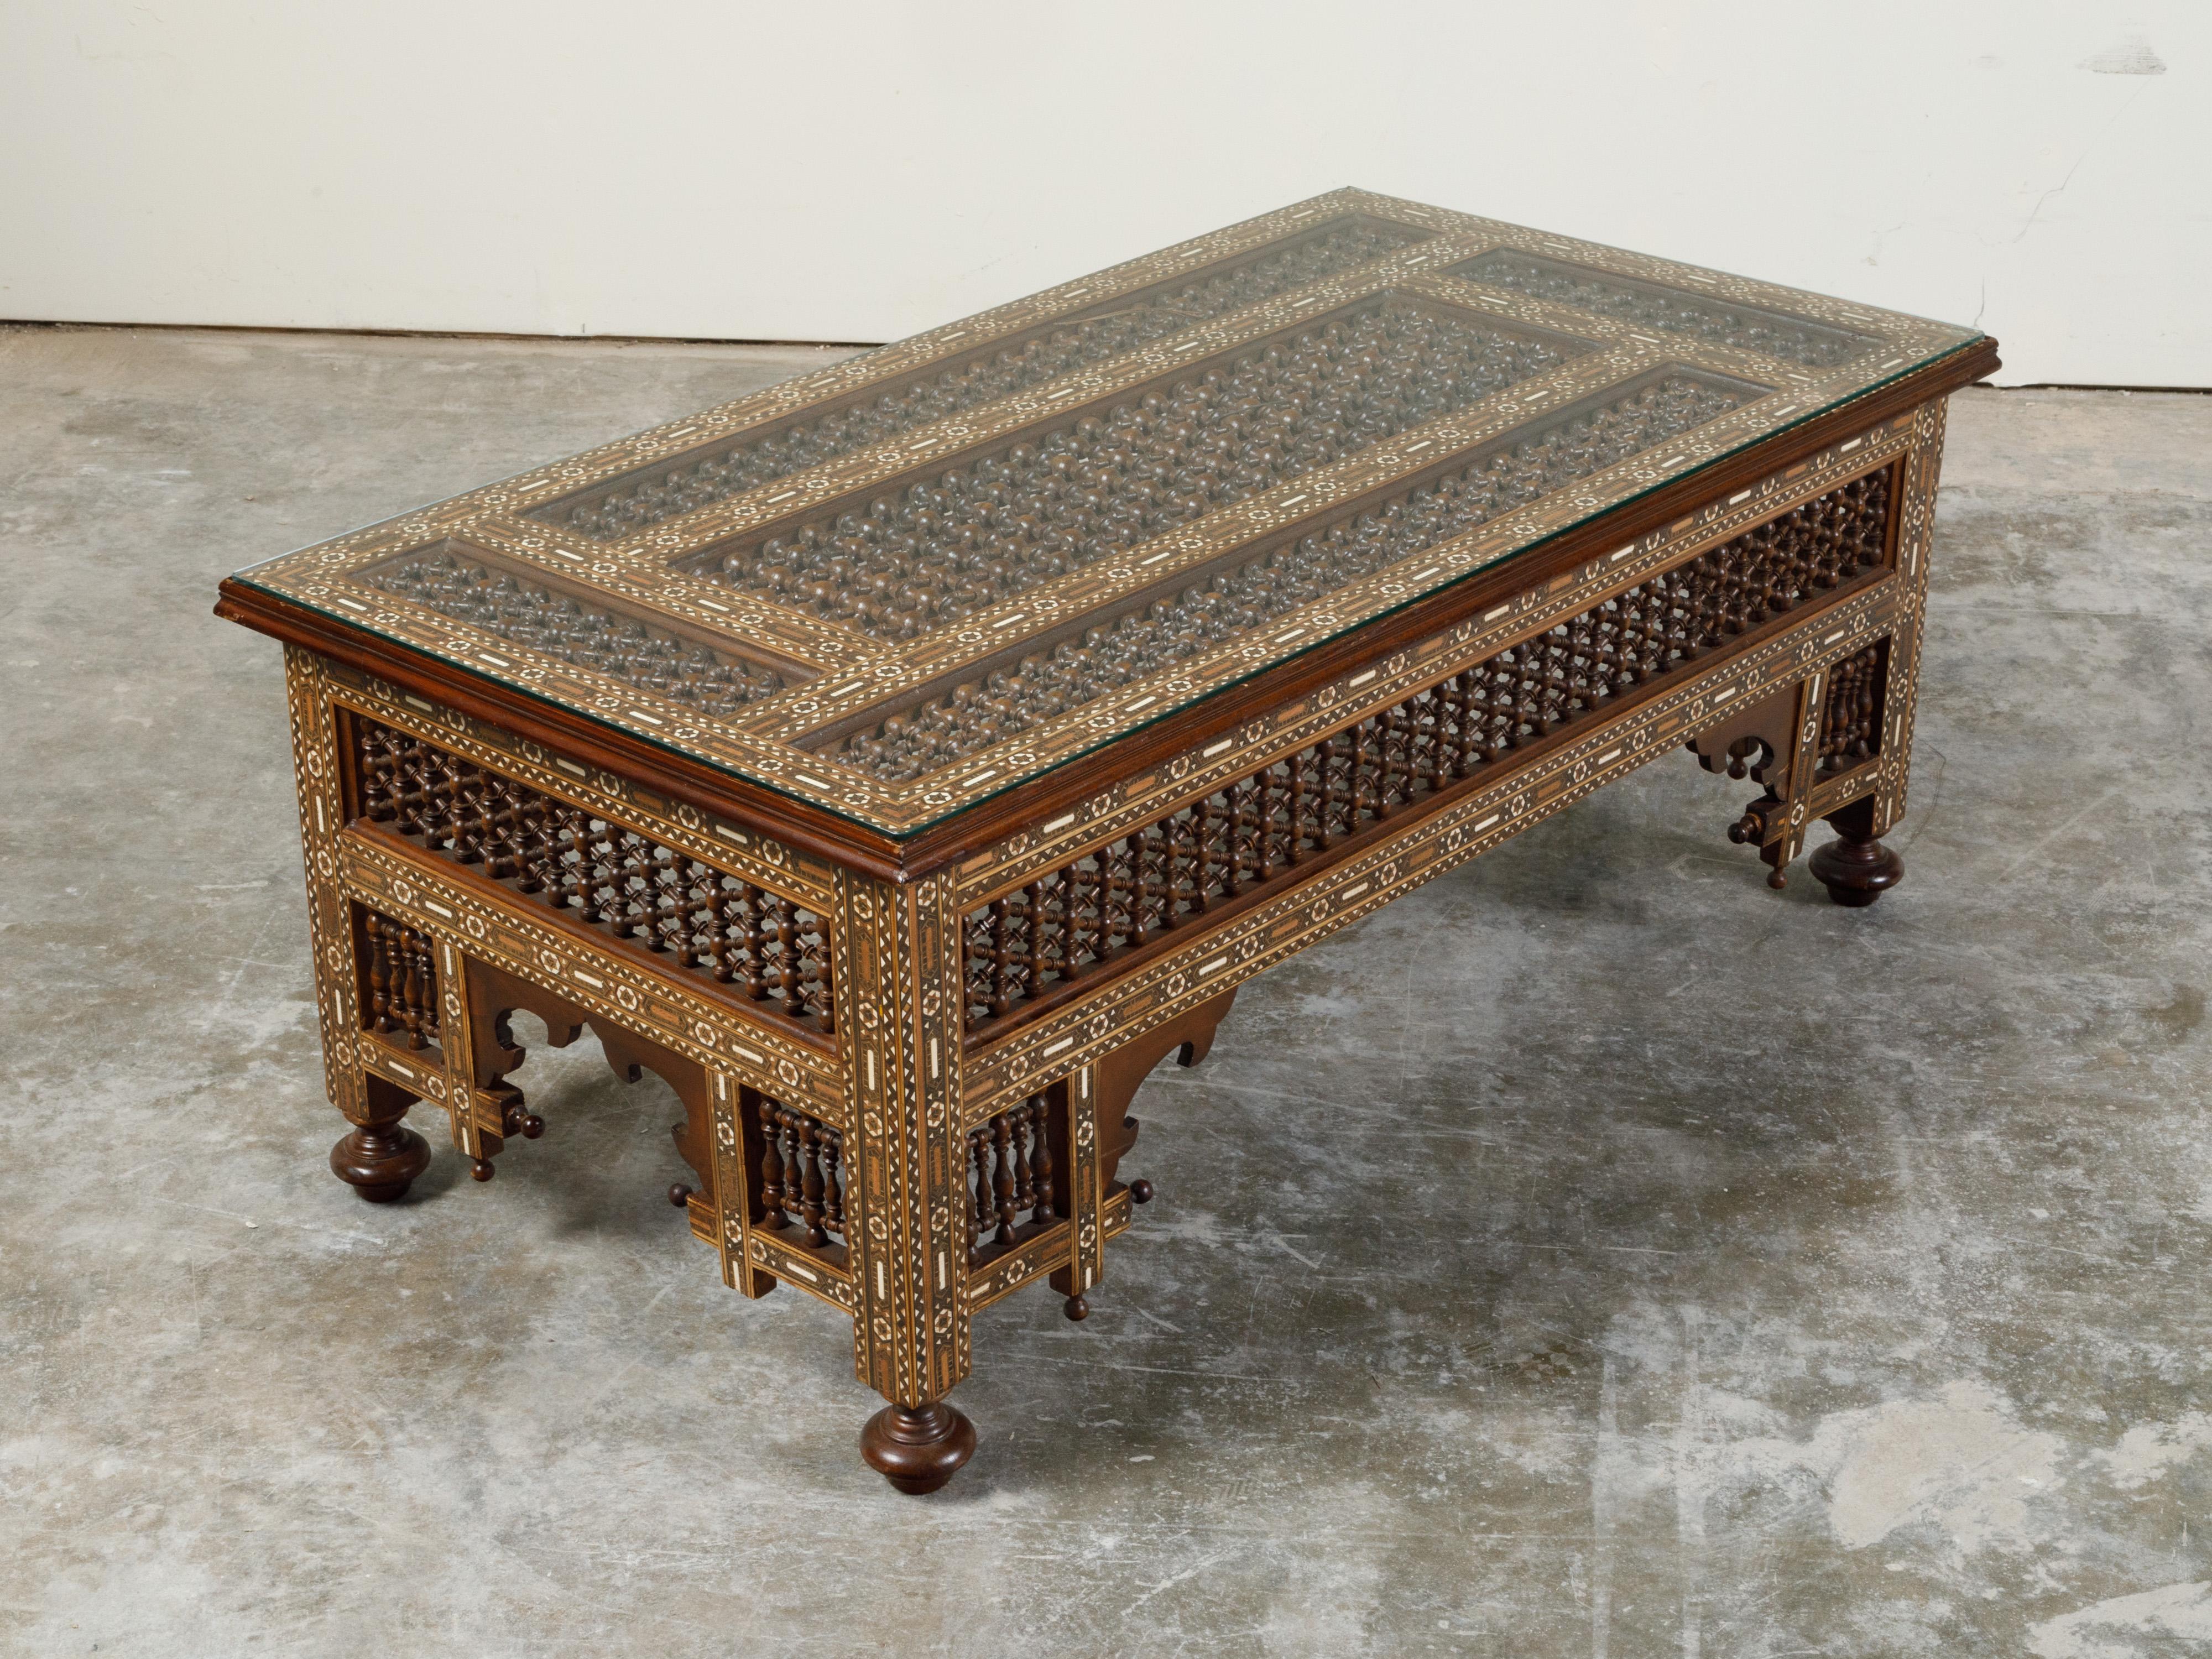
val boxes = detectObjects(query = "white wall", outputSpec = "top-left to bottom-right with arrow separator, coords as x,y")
2,2 -> 2203,385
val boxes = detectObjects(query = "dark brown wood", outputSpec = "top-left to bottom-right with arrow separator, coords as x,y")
1809,796 -> 1905,907
860,1401 -> 977,1495
328,1075 -> 431,1203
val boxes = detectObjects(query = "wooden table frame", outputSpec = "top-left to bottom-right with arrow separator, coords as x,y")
217,343 -> 1989,1491
217,189 -> 1998,1488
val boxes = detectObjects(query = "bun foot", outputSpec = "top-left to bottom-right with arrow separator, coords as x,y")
468,1157 -> 495,1182
1063,1293 -> 1090,1321
860,1401 -> 976,1495
1810,832 -> 1903,908
330,1123 -> 430,1203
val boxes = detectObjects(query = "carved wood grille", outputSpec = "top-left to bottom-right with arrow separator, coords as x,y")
966,1096 -> 1059,1267
963,467 -> 1893,1027
362,908 -> 440,1047
1817,640 -> 1887,773
352,718 -> 836,1031
757,1095 -> 846,1251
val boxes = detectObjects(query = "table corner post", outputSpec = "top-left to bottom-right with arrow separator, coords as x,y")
831,864 -> 977,1493
1812,397 -> 1949,907
283,646 -> 431,1201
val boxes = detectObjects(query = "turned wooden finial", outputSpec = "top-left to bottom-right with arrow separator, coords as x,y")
668,1183 -> 694,1209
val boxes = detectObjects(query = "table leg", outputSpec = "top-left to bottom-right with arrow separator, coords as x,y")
1809,399 -> 1947,906
1809,795 -> 1906,906
831,868 -> 976,1493
281,648 -> 433,1202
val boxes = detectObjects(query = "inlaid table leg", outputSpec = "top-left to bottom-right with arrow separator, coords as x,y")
283,646 -> 434,1202
832,869 -> 977,1493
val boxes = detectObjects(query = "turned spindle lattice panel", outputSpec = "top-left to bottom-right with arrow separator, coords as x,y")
543,217 -> 1433,541
962,466 -> 1893,1027
359,907 -> 440,1048
1817,640 -> 1887,774
823,375 -> 1744,782
364,546 -> 796,716
692,297 -> 1591,642
755,1093 -> 849,1258
352,718 -> 836,1032
966,1096 -> 1061,1270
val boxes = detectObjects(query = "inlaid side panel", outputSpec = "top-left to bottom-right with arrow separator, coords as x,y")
351,716 -> 837,1035
318,657 -> 836,907
337,828 -> 846,1120
964,576 -> 1907,1120
962,465 -> 1893,1030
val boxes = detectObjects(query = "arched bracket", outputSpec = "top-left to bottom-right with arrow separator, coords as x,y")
1686,682 -> 1812,889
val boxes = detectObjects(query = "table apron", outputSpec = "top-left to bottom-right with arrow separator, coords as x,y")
958,571 -> 1908,1125
336,825 -> 851,1125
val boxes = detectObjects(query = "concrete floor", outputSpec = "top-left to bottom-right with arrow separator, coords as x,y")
3,324 -> 2208,1659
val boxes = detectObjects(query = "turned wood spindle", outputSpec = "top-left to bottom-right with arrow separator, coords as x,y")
1027,1098 -> 1055,1223
757,1095 -> 787,1227
992,1114 -> 1018,1249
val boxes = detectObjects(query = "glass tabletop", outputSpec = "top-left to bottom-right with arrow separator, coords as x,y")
234,189 -> 1982,838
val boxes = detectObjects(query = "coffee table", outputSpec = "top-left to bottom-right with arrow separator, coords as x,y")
216,190 -> 1997,1491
